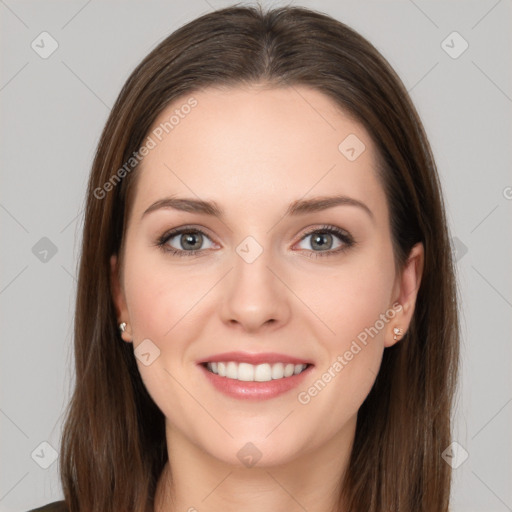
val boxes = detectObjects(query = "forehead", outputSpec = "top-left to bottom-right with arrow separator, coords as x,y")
131,85 -> 386,221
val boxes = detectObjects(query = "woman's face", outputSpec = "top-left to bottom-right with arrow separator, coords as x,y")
111,85 -> 422,467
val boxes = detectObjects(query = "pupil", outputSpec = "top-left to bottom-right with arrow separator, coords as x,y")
312,233 -> 332,250
182,232 -> 202,250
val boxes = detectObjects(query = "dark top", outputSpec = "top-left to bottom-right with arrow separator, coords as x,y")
28,501 -> 68,512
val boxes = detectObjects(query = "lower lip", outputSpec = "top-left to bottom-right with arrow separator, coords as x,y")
199,364 -> 313,400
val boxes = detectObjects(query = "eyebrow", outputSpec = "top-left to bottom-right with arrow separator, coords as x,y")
142,195 -> 374,222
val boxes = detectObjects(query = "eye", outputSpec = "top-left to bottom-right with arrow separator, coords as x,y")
156,224 -> 355,258
157,227 -> 216,256
295,225 -> 354,257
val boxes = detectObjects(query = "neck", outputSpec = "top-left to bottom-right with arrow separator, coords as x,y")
154,416 -> 355,512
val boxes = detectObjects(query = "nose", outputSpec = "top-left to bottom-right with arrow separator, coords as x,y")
219,244 -> 292,333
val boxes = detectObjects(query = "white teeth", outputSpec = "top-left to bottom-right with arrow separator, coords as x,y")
237,362 -> 254,381
284,363 -> 295,377
271,362 -> 284,379
254,363 -> 272,382
205,361 -> 308,381
293,364 -> 304,375
226,361 -> 238,379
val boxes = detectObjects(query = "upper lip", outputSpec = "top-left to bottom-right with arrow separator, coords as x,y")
199,351 -> 313,366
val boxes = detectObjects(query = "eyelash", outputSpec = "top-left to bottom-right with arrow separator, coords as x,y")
155,224 -> 355,258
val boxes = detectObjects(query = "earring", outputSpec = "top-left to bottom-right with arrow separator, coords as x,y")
393,327 -> 403,341
119,322 -> 127,334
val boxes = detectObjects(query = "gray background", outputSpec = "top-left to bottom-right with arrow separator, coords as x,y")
1,0 -> 511,510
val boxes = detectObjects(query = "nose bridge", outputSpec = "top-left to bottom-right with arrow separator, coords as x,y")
220,234 -> 291,330
233,238 -> 274,290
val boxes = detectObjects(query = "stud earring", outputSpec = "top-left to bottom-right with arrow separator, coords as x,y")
119,322 -> 127,334
393,327 -> 403,341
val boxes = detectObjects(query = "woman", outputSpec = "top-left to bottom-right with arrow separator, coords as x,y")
31,4 -> 459,512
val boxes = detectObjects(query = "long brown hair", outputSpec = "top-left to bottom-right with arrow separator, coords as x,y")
60,4 -> 460,511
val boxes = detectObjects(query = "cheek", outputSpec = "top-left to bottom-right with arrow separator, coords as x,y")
298,252 -> 395,346
123,252 -> 207,340
122,255 -> 213,409
294,250 -> 395,410
337,268 -> 394,341
122,256 -> 210,428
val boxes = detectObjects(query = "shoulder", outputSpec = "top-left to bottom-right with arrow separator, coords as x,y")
28,500 -> 68,512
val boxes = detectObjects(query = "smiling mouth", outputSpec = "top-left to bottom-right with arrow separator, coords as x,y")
203,361 -> 311,382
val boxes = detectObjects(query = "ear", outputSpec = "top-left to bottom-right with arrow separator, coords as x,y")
385,242 -> 424,348
110,254 -> 133,343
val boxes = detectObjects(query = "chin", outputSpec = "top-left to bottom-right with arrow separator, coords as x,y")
201,429 -> 313,469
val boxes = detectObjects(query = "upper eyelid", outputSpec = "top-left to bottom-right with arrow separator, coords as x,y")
161,225 -> 216,244
294,226 -> 353,248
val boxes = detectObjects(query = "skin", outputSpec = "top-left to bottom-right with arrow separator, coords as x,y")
111,84 -> 424,512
